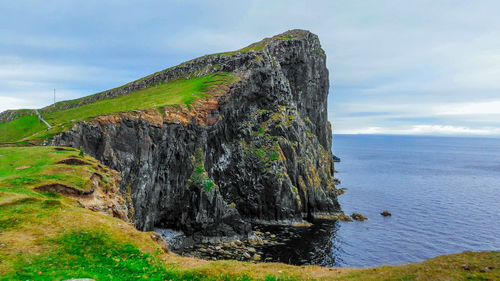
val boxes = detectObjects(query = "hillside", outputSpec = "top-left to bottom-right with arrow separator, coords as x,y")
0,73 -> 238,144
1,146 -> 498,280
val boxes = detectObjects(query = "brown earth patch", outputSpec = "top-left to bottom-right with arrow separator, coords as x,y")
57,158 -> 90,166
35,183 -> 94,196
150,232 -> 170,253
53,147 -> 74,151
15,165 -> 31,170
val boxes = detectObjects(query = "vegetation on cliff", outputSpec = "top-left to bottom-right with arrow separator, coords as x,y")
0,72 -> 238,143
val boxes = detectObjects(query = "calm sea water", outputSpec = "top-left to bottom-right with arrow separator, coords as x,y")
330,134 -> 500,267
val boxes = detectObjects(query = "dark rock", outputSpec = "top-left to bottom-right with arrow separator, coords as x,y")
51,29 -> 341,237
351,213 -> 368,221
380,210 -> 392,217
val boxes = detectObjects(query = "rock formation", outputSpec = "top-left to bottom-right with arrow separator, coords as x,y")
51,29 -> 341,237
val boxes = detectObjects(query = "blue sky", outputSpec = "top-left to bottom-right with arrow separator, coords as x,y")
1,0 -> 499,136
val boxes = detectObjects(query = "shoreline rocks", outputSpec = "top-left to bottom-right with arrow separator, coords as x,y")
351,213 -> 367,221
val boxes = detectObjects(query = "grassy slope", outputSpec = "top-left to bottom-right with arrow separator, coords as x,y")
0,73 -> 238,143
0,115 -> 47,143
0,147 -> 498,280
0,31 -> 303,144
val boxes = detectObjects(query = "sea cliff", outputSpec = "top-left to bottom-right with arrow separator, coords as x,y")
50,29 -> 342,237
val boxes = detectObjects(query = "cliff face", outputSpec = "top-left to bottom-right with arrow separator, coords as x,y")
51,29 -> 341,237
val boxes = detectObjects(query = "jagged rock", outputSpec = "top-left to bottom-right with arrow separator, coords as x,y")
51,29 -> 341,237
351,213 -> 368,221
336,213 -> 353,222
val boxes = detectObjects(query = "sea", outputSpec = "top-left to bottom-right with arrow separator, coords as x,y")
324,134 -> 500,267
168,134 -> 500,267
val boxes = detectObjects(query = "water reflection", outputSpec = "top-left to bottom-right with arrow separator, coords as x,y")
243,220 -> 341,266
166,220 -> 344,266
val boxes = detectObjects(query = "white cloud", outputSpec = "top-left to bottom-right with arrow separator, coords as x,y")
0,56 -> 101,83
337,125 -> 500,136
436,100 -> 500,116
0,96 -> 40,112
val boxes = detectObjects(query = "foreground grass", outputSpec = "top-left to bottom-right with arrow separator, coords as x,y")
3,230 -> 261,281
0,147 -> 498,280
0,73 -> 238,143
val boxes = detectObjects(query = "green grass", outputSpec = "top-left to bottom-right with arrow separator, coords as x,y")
43,73 -> 236,125
0,73 -> 238,143
0,115 -> 48,143
190,148 -> 217,192
2,229 -> 256,281
0,146 -> 100,193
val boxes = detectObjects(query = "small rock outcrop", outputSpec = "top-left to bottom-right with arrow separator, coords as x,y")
336,213 -> 353,222
381,210 -> 392,217
51,29 -> 341,237
351,213 -> 368,221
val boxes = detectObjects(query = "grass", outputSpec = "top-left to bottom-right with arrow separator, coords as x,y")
0,146 -> 499,280
0,115 -> 48,143
190,148 -> 217,192
0,73 -> 238,143
43,73 -> 236,125
3,229 -> 257,281
0,146 -> 105,193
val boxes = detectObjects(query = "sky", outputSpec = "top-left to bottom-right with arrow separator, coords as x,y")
1,0 -> 499,136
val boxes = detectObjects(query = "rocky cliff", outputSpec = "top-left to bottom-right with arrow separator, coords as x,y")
51,29 -> 341,237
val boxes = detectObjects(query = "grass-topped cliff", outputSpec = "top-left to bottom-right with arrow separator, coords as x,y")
0,147 -> 498,280
0,72 -> 238,143
0,29 -> 311,145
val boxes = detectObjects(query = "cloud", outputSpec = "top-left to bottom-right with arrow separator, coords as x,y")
436,100 -> 500,116
0,96 -> 40,112
337,125 -> 500,136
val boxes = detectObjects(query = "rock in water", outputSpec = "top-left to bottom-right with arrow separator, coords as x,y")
336,213 -> 353,222
351,213 -> 368,221
51,29 -> 341,237
381,210 -> 392,217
